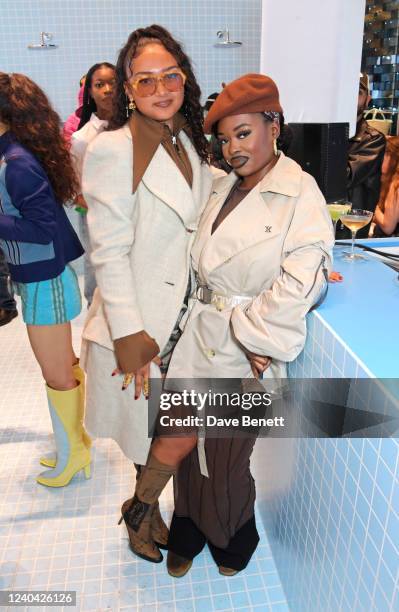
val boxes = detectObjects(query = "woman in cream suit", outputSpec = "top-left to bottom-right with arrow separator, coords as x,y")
80,26 -> 212,562
164,74 -> 335,577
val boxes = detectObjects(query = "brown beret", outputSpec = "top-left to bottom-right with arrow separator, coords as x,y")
204,73 -> 283,134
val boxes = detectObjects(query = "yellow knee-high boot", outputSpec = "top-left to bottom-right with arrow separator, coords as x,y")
36,382 -> 91,488
39,362 -> 91,467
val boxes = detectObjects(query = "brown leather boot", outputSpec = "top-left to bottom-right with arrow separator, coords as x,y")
119,455 -> 176,563
167,550 -> 193,578
119,496 -> 162,563
134,463 -> 169,549
120,497 -> 169,550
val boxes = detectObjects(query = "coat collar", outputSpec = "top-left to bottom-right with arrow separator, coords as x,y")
123,125 -> 212,228
192,153 -> 302,276
211,152 -> 302,199
89,112 -> 108,131
258,152 -> 302,197
129,111 -> 189,193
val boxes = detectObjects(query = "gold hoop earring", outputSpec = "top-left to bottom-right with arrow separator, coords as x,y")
273,139 -> 278,156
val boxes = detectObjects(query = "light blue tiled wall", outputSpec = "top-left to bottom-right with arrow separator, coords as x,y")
258,437 -> 399,612
0,0 -> 261,120
289,312 -> 372,380
254,310 -> 399,611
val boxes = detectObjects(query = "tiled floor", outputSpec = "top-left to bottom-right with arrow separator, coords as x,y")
0,284 -> 289,612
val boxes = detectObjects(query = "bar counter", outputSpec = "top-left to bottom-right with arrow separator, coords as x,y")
253,238 -> 399,612
316,238 -> 399,379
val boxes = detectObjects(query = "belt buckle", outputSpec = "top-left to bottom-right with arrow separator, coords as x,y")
196,285 -> 212,304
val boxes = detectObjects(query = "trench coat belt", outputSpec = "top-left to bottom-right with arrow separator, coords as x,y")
195,285 -> 252,311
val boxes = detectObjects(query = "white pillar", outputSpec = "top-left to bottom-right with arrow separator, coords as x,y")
260,0 -> 366,135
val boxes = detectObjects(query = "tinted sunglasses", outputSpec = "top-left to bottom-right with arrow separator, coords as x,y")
130,68 -> 186,98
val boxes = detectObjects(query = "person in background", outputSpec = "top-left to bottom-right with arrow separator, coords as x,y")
0,72 -> 87,488
164,73 -> 334,577
80,25 -> 212,563
373,135 -> 399,236
63,75 -> 86,148
337,72 -> 386,239
70,62 -> 116,306
0,246 -> 18,326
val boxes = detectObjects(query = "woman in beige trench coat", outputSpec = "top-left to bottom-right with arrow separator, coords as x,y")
163,74 -> 335,577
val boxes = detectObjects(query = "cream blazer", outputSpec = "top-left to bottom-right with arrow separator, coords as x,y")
167,153 -> 335,381
81,124 -> 213,354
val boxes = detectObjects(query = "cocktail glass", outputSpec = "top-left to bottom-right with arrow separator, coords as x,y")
327,202 -> 352,236
339,209 -> 373,260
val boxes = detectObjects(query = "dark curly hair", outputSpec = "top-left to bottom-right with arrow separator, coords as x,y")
0,72 -> 78,204
78,62 -> 116,130
267,114 -> 293,154
111,24 -> 209,163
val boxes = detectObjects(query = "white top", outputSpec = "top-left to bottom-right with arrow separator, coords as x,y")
70,113 -> 108,188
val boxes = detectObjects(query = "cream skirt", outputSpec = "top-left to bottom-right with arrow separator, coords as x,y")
81,339 -> 153,465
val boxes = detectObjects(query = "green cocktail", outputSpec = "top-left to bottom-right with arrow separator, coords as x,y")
327,202 -> 352,235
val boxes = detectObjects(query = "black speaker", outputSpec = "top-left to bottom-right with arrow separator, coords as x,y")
285,123 -> 349,203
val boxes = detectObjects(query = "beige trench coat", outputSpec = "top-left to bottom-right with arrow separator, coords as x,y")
167,153 -> 334,382
80,124 -> 213,464
167,152 -> 334,511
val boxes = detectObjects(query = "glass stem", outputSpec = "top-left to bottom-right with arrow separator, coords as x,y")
351,230 -> 357,257
332,220 -> 337,239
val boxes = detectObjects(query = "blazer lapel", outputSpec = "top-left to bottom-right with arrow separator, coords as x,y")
195,153 -> 302,276
197,182 -> 281,276
181,132 -> 213,224
141,145 -> 194,225
191,173 -> 236,270
141,132 -> 212,229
